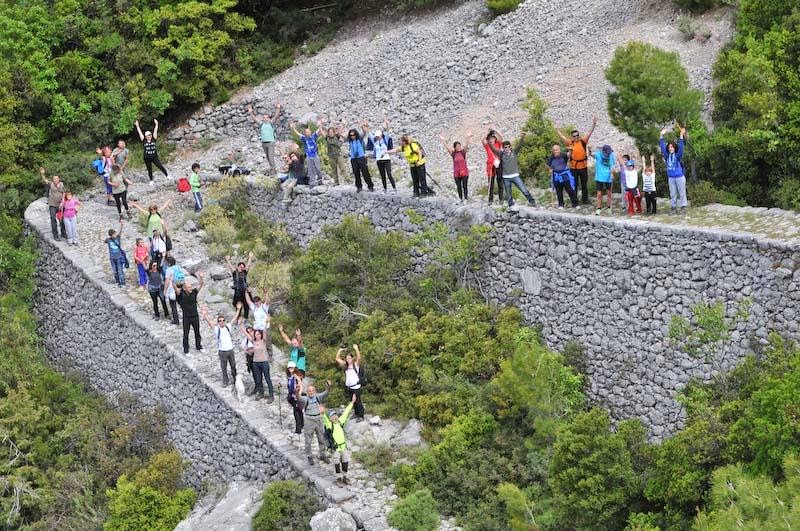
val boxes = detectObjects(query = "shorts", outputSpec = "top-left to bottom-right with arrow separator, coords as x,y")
596,181 -> 612,192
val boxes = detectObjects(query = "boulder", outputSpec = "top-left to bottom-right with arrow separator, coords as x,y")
309,508 -> 358,531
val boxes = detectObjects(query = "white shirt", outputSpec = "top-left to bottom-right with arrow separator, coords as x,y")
345,364 -> 361,390
151,236 -> 167,254
643,171 -> 656,192
251,303 -> 269,331
625,169 -> 639,190
164,266 -> 176,300
215,325 -> 234,351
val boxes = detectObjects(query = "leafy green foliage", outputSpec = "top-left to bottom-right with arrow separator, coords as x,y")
486,0 -> 522,16
673,0 -> 723,13
516,89 -> 561,187
388,489 -> 441,531
606,41 -> 704,154
693,454 -> 800,529
669,299 -> 750,359
104,451 -> 195,531
251,480 -> 321,531
549,410 -> 649,530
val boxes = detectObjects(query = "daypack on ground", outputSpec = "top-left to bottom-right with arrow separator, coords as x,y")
177,177 -> 191,192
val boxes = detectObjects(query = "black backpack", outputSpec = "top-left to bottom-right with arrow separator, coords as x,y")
345,363 -> 367,386
323,423 -> 336,451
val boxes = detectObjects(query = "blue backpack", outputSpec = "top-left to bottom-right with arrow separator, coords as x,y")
173,266 -> 185,283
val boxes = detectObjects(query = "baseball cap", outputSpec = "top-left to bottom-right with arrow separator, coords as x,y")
373,130 -> 382,137
287,361 -> 296,368
626,160 -> 635,167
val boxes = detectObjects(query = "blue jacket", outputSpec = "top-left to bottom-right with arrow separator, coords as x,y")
660,138 -> 685,179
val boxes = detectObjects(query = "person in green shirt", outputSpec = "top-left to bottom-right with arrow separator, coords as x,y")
131,198 -> 172,241
248,101 -> 281,174
322,394 -> 357,485
189,162 -> 202,212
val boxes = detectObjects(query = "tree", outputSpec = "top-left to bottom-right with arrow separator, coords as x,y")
605,42 -> 703,153
517,88 -> 561,187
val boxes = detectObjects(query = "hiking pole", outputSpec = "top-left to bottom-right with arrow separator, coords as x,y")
425,171 -> 441,189
277,382 -> 283,427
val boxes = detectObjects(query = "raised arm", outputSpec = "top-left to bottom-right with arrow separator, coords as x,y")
39,167 -> 49,185
201,307 -> 215,328
649,154 -> 656,175
513,132 -> 528,155
273,100 -> 281,121
130,200 -> 147,213
135,120 -> 144,141
439,133 -> 453,155
295,328 -> 303,348
335,348 -> 346,368
464,131 -> 473,152
152,119 -> 159,140
278,324 -> 292,346
659,128 -> 669,158
247,104 -> 259,124
160,198 -> 172,212
225,255 -> 235,273
360,120 -> 370,139
483,137 -> 501,156
316,118 -> 326,136
554,126 -> 568,144
585,116 -> 597,141
353,344 -> 362,365
245,250 -> 254,271
196,271 -> 205,291
290,121 -> 301,138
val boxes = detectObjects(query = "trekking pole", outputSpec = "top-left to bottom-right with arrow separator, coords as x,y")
424,171 -> 440,188
277,382 -> 283,427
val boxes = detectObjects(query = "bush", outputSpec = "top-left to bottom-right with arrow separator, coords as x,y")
104,451 -> 195,531
686,180 -> 746,207
673,0 -> 721,13
606,42 -> 704,154
252,480 -> 321,531
516,88 -> 561,188
677,15 -> 712,41
486,0 -> 522,16
388,489 -> 441,531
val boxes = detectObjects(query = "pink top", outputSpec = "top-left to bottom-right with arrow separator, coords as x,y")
134,244 -> 150,264
61,198 -> 79,218
452,149 -> 468,178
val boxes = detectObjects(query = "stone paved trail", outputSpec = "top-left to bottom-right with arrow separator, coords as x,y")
40,174 -> 458,531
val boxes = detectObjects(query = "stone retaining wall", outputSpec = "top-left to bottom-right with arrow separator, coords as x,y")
30,229 -> 295,486
247,184 -> 800,438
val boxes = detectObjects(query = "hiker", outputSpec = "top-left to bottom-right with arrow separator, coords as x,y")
189,163 -> 202,212
440,131 -> 472,202
135,119 -> 169,185
395,135 -> 432,197
555,117 -> 597,204
345,128 -> 374,192
335,345 -> 365,421
322,394 -> 358,485
108,164 -> 133,221
226,252 -> 253,320
594,145 -> 617,215
546,144 -> 579,209
617,154 -> 631,212
102,221 -> 126,287
483,132 -> 536,207
238,314 -> 275,402
281,152 -> 304,202
202,305 -> 241,388
134,238 -> 150,290
176,272 -> 205,354
59,190 -> 81,245
298,380 -> 333,465
247,100 -> 281,173
291,119 -> 325,186
91,148 -> 113,207
624,158 -> 643,216
287,361 -> 304,434
642,154 -> 657,215
484,129 -> 504,204
245,288 -> 270,332
660,125 -> 688,214
279,324 -> 307,376
100,146 -> 115,206
150,229 -> 167,272
146,261 -> 170,321
163,255 -> 185,325
324,126 -> 348,185
111,139 -> 129,172
40,167 -> 67,241
365,119 -> 396,194
241,324 -> 256,392
131,199 -> 172,240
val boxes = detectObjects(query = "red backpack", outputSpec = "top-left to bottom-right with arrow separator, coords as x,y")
177,177 -> 190,192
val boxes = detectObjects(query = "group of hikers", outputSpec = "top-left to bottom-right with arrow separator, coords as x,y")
246,102 -> 690,213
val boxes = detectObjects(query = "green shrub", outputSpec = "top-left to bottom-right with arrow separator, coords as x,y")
769,177 -> 800,211
686,180 -> 746,207
252,480 -> 321,531
486,0 -> 522,16
673,0 -> 721,13
606,42 -> 704,154
388,489 -> 441,531
104,450 -> 195,531
516,88 -> 561,188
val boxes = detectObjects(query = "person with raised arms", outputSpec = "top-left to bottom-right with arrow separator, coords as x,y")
555,116 -> 596,205
247,100 -> 282,174
135,118 -> 169,185
39,167 -> 67,241
482,131 -> 537,207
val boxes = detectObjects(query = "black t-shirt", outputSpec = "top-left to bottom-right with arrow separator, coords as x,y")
176,288 -> 199,317
143,139 -> 158,158
232,270 -> 248,291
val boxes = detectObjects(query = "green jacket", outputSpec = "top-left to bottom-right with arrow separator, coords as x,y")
323,402 -> 354,450
189,172 -> 201,192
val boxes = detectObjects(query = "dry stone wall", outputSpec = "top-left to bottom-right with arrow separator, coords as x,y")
247,184 -> 800,438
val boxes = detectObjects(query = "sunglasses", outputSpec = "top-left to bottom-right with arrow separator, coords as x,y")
571,134 -> 579,138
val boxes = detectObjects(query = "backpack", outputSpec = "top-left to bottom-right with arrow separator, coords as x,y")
323,423 -> 337,451
173,267 -> 185,283
410,141 -> 425,161
177,177 -> 191,193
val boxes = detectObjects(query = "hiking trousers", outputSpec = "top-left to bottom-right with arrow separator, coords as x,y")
488,167 -> 504,203
645,191 -> 657,214
261,141 -> 276,172
573,167 -> 589,204
502,175 -> 534,206
307,156 -> 323,186
219,349 -> 236,386
304,415 -> 327,457
329,154 -> 348,185
377,160 -> 395,190
144,155 -> 168,181
410,164 -> 430,196
668,176 -> 688,209
351,157 -> 373,191
554,180 -> 579,207
182,315 -> 202,353
49,206 -> 67,239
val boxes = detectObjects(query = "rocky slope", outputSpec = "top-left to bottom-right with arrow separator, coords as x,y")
168,0 -> 733,194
